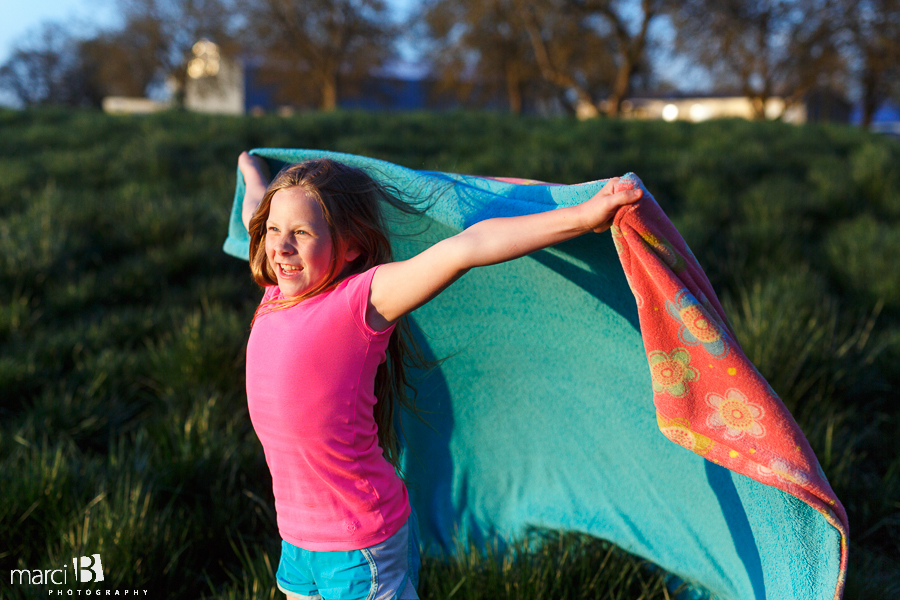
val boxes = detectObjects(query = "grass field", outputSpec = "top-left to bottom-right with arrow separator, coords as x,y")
0,108 -> 898,599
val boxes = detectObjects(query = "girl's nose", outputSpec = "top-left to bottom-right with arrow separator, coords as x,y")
274,238 -> 295,254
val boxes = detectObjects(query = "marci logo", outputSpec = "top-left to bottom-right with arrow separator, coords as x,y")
9,554 -> 104,586
75,554 -> 104,583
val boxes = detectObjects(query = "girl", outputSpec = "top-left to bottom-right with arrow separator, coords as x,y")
237,151 -> 642,600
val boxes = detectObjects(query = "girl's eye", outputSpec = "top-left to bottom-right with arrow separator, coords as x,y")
295,230 -> 307,236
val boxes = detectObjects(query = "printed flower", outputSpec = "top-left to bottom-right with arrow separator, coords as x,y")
656,412 -> 714,455
705,388 -> 765,440
639,230 -> 686,272
757,459 -> 809,486
648,348 -> 698,397
666,290 -> 729,358
678,304 -> 720,343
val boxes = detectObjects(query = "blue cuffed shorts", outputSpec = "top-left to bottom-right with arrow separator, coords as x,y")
276,509 -> 420,600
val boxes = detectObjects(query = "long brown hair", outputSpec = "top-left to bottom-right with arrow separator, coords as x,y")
247,158 -> 431,472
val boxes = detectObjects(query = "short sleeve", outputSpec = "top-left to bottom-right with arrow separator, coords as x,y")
341,266 -> 396,339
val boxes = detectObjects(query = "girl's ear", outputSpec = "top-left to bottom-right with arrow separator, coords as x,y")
343,246 -> 361,263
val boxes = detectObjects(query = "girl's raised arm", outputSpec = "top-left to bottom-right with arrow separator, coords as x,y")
367,179 -> 642,331
240,152 -> 271,234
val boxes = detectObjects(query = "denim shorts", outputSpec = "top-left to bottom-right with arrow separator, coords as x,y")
276,509 -> 420,600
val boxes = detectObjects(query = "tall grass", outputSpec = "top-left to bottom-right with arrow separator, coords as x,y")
0,108 -> 897,599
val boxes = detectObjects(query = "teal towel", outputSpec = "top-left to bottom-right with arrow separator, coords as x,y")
224,149 -> 846,600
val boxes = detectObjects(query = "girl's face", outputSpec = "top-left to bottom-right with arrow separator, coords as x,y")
265,187 -> 337,297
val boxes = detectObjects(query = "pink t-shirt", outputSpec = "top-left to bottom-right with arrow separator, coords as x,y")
245,266 -> 410,551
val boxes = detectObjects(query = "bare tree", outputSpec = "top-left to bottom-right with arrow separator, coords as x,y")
239,0 -> 396,111
0,23 -> 86,107
545,0 -> 665,117
668,0 -> 844,119
116,0 -> 241,103
75,22 -> 169,102
838,0 -> 900,127
418,0 -> 627,116
517,0 -> 619,117
418,0 -> 548,113
417,0 -> 663,117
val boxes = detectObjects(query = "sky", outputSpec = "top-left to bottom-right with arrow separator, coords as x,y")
0,0 -> 122,66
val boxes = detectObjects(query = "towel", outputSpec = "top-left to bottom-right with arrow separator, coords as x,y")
224,149 -> 848,600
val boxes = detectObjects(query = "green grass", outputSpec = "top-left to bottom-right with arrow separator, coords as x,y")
0,108 -> 898,599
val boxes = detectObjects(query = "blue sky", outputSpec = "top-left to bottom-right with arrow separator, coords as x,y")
0,0 -> 121,65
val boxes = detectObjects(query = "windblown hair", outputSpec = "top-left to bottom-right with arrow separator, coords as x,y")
247,158 -> 430,472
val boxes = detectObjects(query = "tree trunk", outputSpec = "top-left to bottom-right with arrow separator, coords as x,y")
321,73 -> 338,111
859,46 -> 883,129
604,59 -> 632,117
506,68 -> 522,114
861,70 -> 878,128
752,97 -> 766,120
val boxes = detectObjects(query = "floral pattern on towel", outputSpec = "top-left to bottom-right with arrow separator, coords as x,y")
649,348 -> 698,397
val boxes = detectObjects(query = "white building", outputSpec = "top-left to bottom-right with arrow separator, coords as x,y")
183,39 -> 245,115
623,95 -> 807,123
619,90 -> 851,125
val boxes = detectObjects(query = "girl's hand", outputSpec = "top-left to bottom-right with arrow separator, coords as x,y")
578,177 -> 642,233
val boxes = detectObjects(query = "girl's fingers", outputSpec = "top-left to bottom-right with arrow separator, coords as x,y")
599,177 -> 621,196
601,177 -> 642,203
602,187 -> 642,209
596,178 -> 642,204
